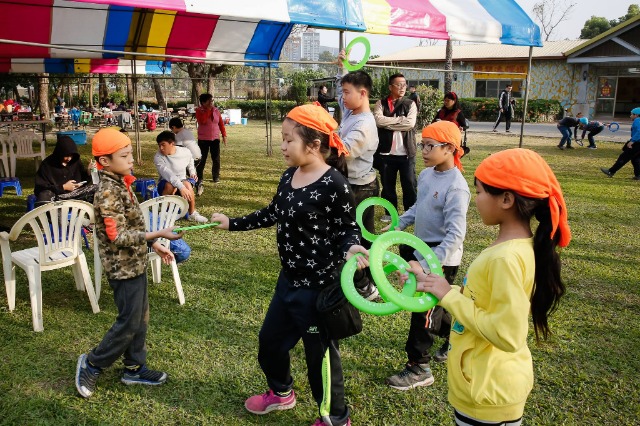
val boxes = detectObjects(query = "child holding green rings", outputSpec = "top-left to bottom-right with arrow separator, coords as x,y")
211,104 -> 368,426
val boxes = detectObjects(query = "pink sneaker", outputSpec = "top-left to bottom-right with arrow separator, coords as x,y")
312,418 -> 351,426
244,389 -> 296,415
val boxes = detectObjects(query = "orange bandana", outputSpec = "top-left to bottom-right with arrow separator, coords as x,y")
286,103 -> 348,157
421,121 -> 463,171
91,128 -> 132,170
475,148 -> 571,247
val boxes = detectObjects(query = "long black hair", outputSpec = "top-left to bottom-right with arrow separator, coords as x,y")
285,118 -> 348,177
477,179 -> 565,341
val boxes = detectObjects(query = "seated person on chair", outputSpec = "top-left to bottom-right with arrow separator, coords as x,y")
154,131 -> 208,223
34,135 -> 92,207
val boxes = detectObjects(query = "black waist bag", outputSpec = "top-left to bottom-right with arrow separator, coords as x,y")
316,281 -> 362,340
54,184 -> 98,204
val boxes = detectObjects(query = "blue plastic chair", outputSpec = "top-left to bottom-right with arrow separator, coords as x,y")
135,178 -> 159,200
0,177 -> 22,196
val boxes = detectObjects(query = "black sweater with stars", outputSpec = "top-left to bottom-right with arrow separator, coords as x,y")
229,167 -> 361,288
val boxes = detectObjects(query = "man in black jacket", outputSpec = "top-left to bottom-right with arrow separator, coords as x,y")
34,135 -> 90,206
492,84 -> 515,132
374,73 -> 417,221
317,85 -> 335,112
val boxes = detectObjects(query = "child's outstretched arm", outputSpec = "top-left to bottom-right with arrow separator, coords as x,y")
210,213 -> 229,230
346,244 -> 369,269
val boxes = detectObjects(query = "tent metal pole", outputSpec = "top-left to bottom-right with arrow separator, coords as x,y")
131,59 -> 142,164
264,68 -> 269,156
519,46 -> 533,148
268,65 -> 273,156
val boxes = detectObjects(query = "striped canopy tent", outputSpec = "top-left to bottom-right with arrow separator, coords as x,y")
0,0 -> 542,73
0,0 -> 541,155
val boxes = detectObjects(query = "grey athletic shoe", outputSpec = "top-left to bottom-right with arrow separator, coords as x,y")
75,353 -> 101,398
600,167 -> 613,178
121,365 -> 168,386
385,363 -> 434,391
433,341 -> 449,363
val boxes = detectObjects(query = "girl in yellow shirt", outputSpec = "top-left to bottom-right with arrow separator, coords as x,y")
411,148 -> 571,425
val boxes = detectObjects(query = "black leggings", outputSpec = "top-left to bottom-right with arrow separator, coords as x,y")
196,139 -> 221,182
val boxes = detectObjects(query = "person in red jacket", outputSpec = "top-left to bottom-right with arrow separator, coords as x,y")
195,93 -> 227,195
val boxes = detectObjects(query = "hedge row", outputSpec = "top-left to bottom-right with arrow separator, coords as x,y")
167,98 -> 563,123
459,98 -> 563,123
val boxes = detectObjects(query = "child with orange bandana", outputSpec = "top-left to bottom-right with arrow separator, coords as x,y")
384,121 -> 470,391
75,128 -> 183,399
409,148 -> 571,425
212,104 -> 368,426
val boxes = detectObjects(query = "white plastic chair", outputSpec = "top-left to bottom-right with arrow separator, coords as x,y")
0,134 -> 11,177
9,130 -> 45,177
0,200 -> 100,332
141,195 -> 188,304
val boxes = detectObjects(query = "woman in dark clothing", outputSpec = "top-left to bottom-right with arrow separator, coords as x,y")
317,85 -> 335,111
34,135 -> 90,205
432,91 -> 467,130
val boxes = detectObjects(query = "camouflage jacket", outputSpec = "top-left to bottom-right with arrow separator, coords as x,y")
94,170 -> 147,280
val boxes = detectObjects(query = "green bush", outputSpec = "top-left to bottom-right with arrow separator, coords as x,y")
459,98 -> 562,123
415,85 -> 443,129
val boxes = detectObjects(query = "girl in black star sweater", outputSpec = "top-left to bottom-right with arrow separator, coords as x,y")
212,104 -> 368,426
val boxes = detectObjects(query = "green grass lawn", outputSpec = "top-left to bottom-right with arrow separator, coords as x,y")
0,122 -> 638,425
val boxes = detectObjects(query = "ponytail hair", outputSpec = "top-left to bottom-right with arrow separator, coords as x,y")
285,118 -> 348,177
477,180 -> 566,341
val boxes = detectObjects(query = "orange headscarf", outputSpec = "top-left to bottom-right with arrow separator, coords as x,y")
286,103 -> 348,157
421,120 -> 463,171
91,128 -> 132,170
475,148 -> 571,247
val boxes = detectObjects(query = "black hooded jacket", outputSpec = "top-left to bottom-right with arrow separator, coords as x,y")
34,135 -> 89,196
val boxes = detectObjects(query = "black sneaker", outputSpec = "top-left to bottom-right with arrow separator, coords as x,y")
121,365 -> 168,386
566,145 -> 575,149
633,176 -> 640,180
76,353 -> 101,398
433,341 -> 449,363
557,145 -> 565,150
385,363 -> 434,391
600,167 -> 613,178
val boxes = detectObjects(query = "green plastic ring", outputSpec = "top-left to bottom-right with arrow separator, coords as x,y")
369,231 -> 443,312
341,252 -> 417,316
343,36 -> 370,72
173,222 -> 220,232
356,197 -> 399,243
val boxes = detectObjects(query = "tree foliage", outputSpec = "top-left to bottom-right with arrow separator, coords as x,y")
580,4 -> 640,39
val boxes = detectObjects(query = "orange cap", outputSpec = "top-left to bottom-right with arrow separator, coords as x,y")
421,120 -> 463,170
475,148 -> 571,247
92,128 -> 131,157
286,103 -> 348,157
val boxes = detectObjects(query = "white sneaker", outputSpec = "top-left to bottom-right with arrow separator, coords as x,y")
380,215 -> 392,223
196,184 -> 204,196
188,211 -> 208,223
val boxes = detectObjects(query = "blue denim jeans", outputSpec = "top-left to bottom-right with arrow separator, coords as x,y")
557,125 -> 573,147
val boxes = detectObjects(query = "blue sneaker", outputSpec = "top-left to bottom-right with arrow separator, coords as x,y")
121,365 -> 168,386
75,353 -> 101,398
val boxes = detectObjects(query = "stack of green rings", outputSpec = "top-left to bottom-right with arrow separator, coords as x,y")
341,197 -> 443,315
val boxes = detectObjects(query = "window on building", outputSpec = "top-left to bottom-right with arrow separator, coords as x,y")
475,80 -> 523,98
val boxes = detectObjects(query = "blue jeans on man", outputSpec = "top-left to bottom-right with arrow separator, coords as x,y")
557,125 -> 574,148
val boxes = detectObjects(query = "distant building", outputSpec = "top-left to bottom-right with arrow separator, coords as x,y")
320,46 -> 339,57
302,29 -> 320,69
281,37 -> 301,67
369,15 -> 640,120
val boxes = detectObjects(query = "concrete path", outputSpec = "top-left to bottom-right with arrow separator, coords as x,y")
469,121 -> 630,143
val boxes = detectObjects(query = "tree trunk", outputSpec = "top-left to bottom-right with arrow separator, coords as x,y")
229,80 -> 235,99
444,39 -> 453,93
88,76 -> 94,108
67,84 -> 72,106
126,75 -> 133,104
38,73 -> 50,118
152,76 -> 166,109
99,74 -> 108,104
207,73 -> 215,94
187,63 -> 206,104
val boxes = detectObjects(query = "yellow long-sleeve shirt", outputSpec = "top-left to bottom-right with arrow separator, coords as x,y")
440,238 -> 535,422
